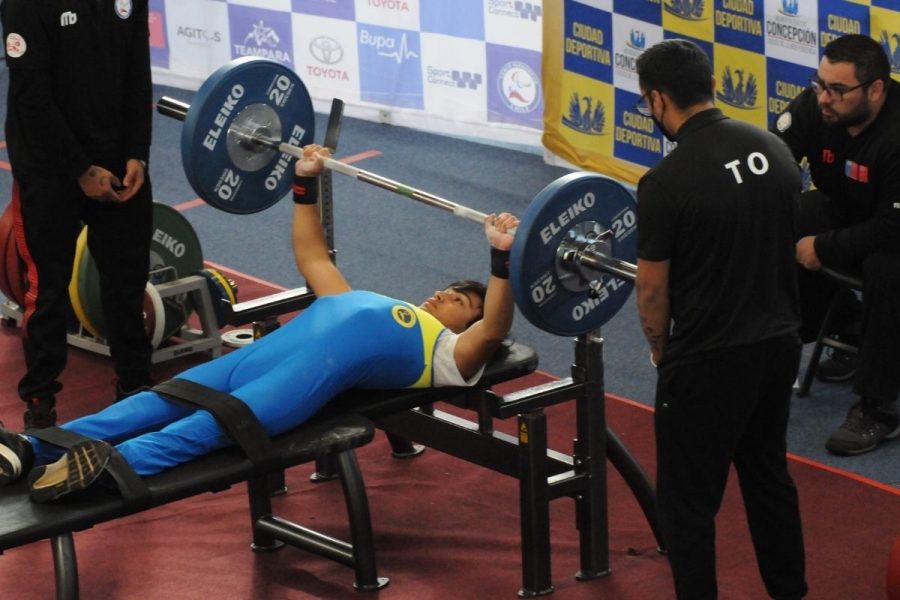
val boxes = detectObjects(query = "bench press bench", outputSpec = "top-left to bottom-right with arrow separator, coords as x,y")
322,334 -> 663,597
0,339 -> 540,600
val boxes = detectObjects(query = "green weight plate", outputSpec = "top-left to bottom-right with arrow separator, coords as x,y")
69,202 -> 203,343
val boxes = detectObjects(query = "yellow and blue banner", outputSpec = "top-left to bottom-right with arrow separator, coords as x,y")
543,0 -> 900,185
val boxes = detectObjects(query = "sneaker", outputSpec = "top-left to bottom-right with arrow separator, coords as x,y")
825,401 -> 900,456
0,422 -> 33,485
815,347 -> 859,383
27,439 -> 112,503
23,397 -> 57,429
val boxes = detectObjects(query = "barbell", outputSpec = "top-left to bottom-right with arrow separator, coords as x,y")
157,57 -> 639,336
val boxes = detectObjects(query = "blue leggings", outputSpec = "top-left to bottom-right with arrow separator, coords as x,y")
28,291 -> 437,475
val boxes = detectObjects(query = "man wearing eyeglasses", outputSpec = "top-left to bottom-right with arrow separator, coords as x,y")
772,34 -> 900,457
634,39 -> 807,600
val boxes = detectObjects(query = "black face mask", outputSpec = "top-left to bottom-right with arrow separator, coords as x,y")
650,97 -> 677,142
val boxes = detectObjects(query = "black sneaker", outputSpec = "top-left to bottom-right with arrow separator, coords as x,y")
0,422 -> 33,485
815,347 -> 859,383
23,397 -> 57,429
27,439 -> 112,503
825,401 -> 900,456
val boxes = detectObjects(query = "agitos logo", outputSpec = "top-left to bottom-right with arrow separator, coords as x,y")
716,66 -> 758,109
562,92 -> 606,135
664,0 -> 705,21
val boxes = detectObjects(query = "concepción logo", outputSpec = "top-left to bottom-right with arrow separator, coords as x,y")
562,92 -> 606,135
664,0 -> 704,21
778,0 -> 799,18
627,29 -> 646,51
715,66 -> 758,109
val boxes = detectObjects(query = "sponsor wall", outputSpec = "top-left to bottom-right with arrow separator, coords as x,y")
149,0 -> 546,148
149,1 -> 899,182
543,0 -> 900,184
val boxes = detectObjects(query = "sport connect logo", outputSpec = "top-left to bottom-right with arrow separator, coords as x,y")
664,0 -> 704,21
498,61 -> 540,114
452,71 -> 483,90
716,66 -> 758,109
779,0 -> 799,18
627,29 -> 646,51
515,2 -> 542,21
426,65 -> 483,90
489,1 -> 542,22
562,92 -> 606,135
309,36 -> 343,65
881,31 -> 900,75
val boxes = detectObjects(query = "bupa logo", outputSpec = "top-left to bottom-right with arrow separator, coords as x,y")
716,66 -> 758,109
60,11 -> 78,27
880,31 -> 900,75
309,36 -> 343,65
562,92 -> 606,135
779,0 -> 799,17
664,0 -> 704,21
245,20 -> 280,48
452,71 -> 483,90
627,29 -> 646,51
515,2 -> 542,22
359,30 -> 419,65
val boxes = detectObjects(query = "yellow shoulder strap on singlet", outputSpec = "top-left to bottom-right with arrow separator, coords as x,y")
407,305 -> 446,388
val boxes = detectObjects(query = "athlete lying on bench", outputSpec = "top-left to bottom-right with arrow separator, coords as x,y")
0,145 -> 518,502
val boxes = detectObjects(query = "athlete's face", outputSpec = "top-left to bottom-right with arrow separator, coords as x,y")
419,288 -> 484,334
813,58 -> 876,129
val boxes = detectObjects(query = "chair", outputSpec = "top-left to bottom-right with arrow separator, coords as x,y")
797,267 -> 864,397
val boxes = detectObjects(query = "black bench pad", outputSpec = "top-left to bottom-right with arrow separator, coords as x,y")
320,340 -> 539,420
0,413 -> 373,552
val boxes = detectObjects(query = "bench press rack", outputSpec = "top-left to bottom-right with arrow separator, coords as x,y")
322,331 -> 665,597
66,274 -> 225,363
1,274 -> 225,364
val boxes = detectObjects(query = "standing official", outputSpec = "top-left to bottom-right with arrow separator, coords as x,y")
635,39 -> 807,599
772,34 -> 900,456
2,0 -> 155,428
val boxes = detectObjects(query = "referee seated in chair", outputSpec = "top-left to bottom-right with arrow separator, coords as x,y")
0,144 -> 519,502
771,34 -> 900,456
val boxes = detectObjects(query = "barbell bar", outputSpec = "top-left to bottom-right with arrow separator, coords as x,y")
157,57 -> 639,336
159,96 -> 495,227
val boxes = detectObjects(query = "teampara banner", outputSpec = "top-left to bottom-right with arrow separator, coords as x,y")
542,0 -> 900,186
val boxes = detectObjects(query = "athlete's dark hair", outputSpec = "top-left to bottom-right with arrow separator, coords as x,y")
446,279 -> 487,328
636,39 -> 714,110
823,34 -> 891,86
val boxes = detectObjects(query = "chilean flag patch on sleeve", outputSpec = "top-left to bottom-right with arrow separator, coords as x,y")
844,160 -> 869,183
